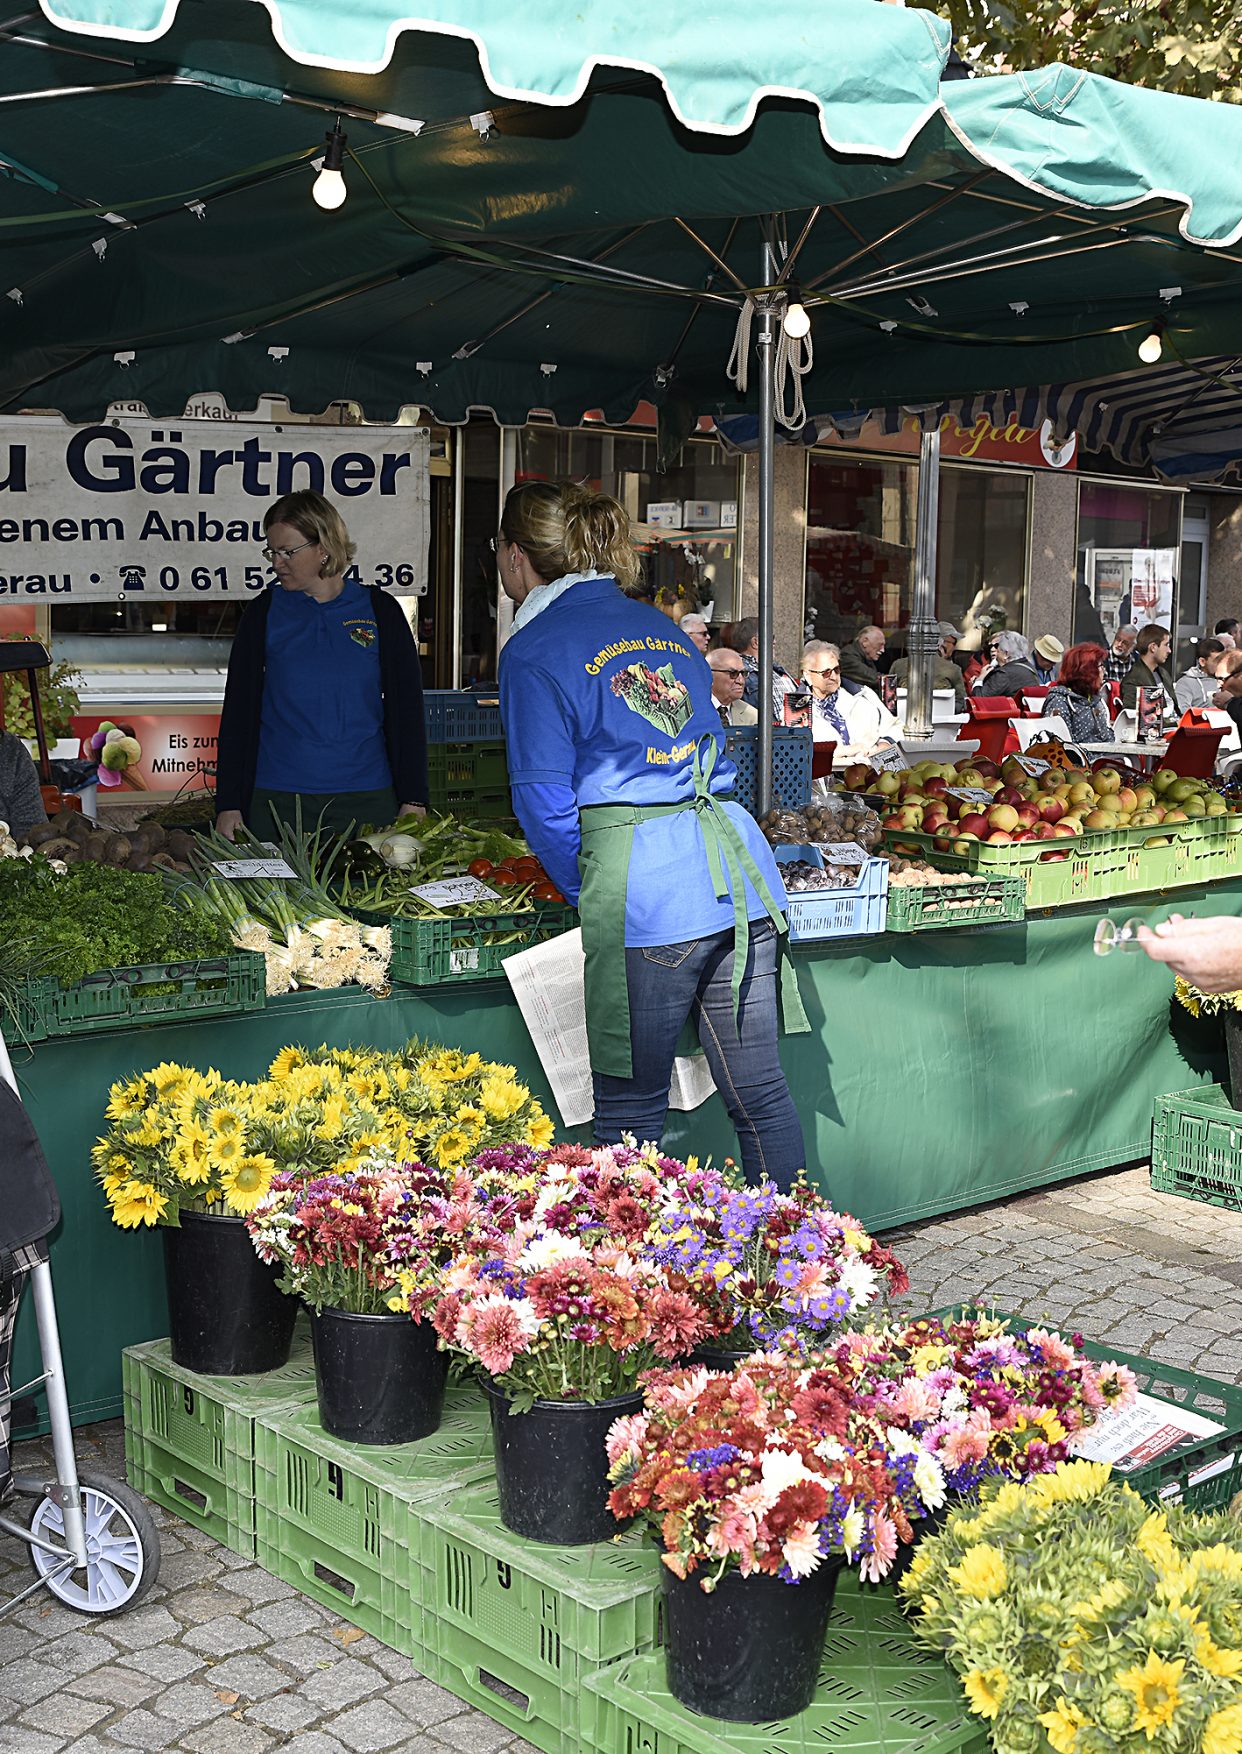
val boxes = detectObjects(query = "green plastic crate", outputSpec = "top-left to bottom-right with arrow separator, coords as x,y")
426,740 -> 509,797
389,903 -> 577,986
884,876 -> 1026,932
928,1307 -> 1242,1512
15,951 -> 266,1041
1152,1084 -> 1242,1212
414,1479 -> 662,1753
579,1569 -> 987,1754
122,1328 -> 317,1556
881,823 -> 1238,910
255,1510 -> 421,1657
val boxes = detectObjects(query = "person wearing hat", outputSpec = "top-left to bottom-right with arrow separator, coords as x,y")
889,621 -> 966,709
1032,635 -> 1065,686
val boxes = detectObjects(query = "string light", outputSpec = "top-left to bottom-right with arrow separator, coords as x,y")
782,283 -> 811,340
1137,321 -> 1164,365
312,120 -> 348,211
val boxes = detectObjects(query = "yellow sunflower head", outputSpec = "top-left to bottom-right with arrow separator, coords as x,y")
110,1180 -> 169,1229
1116,1652 -> 1184,1739
219,1153 -> 276,1216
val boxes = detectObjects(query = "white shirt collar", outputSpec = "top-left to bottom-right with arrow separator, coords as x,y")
512,569 -> 600,631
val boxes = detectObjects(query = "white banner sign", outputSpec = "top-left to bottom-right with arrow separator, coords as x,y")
0,419 -> 430,600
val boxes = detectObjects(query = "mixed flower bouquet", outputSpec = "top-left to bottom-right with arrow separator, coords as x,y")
418,1142 -> 724,1406
643,1177 -> 908,1352
245,1161 -> 492,1314
606,1358 -> 933,1587
900,1460 -> 1242,1754
821,1312 -> 1138,1494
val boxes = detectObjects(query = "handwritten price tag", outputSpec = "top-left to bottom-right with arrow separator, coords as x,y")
818,842 -> 868,864
1014,756 -> 1051,777
211,858 -> 296,879
869,742 -> 908,774
411,875 -> 502,907
946,786 -> 993,806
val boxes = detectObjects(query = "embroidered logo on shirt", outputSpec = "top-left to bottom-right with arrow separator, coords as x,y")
610,661 -> 693,737
346,620 -> 377,649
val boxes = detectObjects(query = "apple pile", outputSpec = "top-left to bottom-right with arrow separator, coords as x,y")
864,756 -> 1234,863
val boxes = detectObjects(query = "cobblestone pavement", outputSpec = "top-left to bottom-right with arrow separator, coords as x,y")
2,1163 -> 1240,1751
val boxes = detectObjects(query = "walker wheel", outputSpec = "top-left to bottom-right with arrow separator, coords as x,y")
28,1470 -> 160,1614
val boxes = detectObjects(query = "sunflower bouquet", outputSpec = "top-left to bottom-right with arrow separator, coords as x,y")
900,1459 -> 1242,1754
95,1051 -> 410,1227
287,1041 -> 555,1169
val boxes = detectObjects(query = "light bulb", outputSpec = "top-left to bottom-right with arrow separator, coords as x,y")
312,166 -> 347,210
1137,324 -> 1163,365
311,120 -> 348,210
783,296 -> 811,340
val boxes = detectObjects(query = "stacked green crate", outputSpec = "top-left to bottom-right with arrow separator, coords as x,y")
580,1569 -> 988,1754
122,1329 -> 317,1556
1152,1085 -> 1242,1212
413,1479 -> 663,1754
252,1383 -> 495,1657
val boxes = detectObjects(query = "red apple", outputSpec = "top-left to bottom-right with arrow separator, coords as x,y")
1051,821 -> 1080,838
1037,797 -> 1065,823
1014,805 -> 1040,828
986,829 -> 1015,844
959,812 -> 990,836
1039,850 -> 1069,862
923,777 -> 948,797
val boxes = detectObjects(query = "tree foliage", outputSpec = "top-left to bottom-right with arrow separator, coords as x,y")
910,0 -> 1242,100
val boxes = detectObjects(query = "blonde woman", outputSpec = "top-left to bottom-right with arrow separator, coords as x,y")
496,480 -> 807,1188
215,489 -> 427,841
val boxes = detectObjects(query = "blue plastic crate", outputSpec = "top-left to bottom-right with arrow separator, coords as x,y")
724,727 -> 812,815
425,690 -> 504,743
776,845 -> 888,942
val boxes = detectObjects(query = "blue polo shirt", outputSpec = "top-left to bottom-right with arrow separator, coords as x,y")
499,577 -> 785,945
254,582 -> 392,794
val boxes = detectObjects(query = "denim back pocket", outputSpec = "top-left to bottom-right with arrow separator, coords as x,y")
640,941 -> 696,969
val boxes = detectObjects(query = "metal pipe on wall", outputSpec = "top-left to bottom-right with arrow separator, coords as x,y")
755,243 -> 778,817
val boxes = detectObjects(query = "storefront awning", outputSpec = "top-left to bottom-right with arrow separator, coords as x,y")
9,1 -> 1242,434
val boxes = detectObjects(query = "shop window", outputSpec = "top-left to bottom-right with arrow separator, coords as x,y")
514,426 -> 741,625
804,454 -> 1028,654
1074,480 -> 1181,648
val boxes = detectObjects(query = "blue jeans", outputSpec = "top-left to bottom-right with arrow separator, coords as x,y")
592,920 -> 806,1189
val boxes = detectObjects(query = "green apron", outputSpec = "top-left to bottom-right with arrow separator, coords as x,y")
250,784 -> 399,842
577,739 -> 810,1079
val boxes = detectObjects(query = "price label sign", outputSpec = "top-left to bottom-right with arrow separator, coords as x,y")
869,741 -> 908,774
211,857 -> 296,879
818,842 -> 868,864
946,786 -> 994,805
1014,756 -> 1051,777
411,875 -> 502,907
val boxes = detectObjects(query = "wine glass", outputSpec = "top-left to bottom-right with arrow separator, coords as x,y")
1093,916 -> 1148,956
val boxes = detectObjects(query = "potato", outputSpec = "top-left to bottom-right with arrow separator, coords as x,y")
102,835 -> 132,867
23,822 -> 60,848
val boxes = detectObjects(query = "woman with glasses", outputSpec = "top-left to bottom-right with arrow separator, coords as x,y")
215,489 -> 427,841
496,480 -> 808,1189
801,640 -> 902,764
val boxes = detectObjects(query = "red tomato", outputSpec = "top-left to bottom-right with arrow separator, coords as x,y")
491,870 -> 521,886
533,882 -> 564,903
513,857 -> 542,876
467,859 -> 494,877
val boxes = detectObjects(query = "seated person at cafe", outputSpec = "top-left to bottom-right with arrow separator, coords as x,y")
974,630 -> 1039,699
837,624 -> 886,691
707,647 -> 758,726
802,640 -> 902,764
889,622 -> 966,709
1041,644 -> 1114,744
1120,624 -> 1176,713
1175,638 -> 1226,714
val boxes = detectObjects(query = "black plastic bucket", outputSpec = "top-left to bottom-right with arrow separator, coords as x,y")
1224,1011 -> 1242,1110
310,1308 -> 448,1445
483,1381 -> 640,1545
692,1342 -> 762,1372
661,1556 -> 843,1721
163,1211 -> 297,1376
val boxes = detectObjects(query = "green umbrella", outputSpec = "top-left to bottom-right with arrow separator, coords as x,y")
16,0 -> 1242,798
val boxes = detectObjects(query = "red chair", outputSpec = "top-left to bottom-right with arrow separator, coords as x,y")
1163,723 -> 1225,778
811,740 -> 837,782
1106,681 -> 1122,719
960,697 -> 1021,763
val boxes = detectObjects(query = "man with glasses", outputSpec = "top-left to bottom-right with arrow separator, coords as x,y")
707,649 -> 758,726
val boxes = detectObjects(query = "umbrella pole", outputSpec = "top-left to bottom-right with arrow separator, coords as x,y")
755,249 -> 777,818
906,424 -> 941,741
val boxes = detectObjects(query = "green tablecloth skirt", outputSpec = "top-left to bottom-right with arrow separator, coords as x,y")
10,883 -> 1237,1430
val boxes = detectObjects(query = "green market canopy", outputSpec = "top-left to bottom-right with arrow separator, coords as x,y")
8,0 -> 1242,435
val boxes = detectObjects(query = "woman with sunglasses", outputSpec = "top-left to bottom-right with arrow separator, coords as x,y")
496,480 -> 808,1189
215,489 -> 427,841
